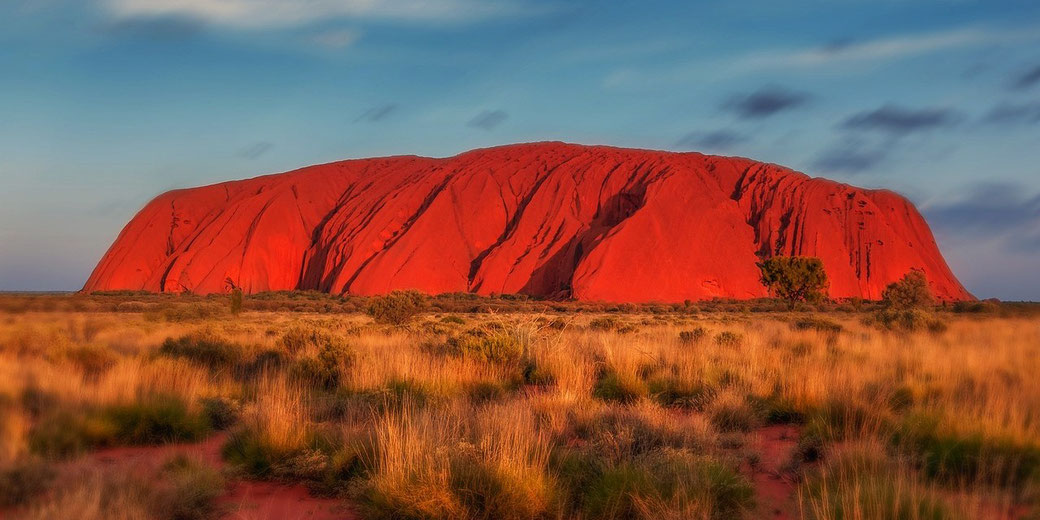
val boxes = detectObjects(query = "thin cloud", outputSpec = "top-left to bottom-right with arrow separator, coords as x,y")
309,28 -> 361,49
605,23 -> 1040,89
733,25 -> 1039,73
675,130 -> 748,152
722,86 -> 810,119
355,104 -> 397,123
982,101 -> 1040,125
468,110 -> 508,131
238,141 -> 273,159
1011,65 -> 1040,90
923,183 -> 1040,242
102,15 -> 205,40
102,0 -> 554,28
840,105 -> 960,135
813,139 -> 890,174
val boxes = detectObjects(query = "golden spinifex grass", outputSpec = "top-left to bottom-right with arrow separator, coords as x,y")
0,300 -> 1037,519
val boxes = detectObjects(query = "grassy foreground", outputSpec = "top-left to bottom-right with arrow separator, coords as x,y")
0,293 -> 1038,519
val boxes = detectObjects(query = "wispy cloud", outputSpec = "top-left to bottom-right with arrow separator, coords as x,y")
605,23 -> 1040,88
923,182 -> 1040,252
675,130 -> 748,152
813,138 -> 890,174
1011,65 -> 1040,90
721,86 -> 811,119
309,28 -> 361,48
102,0 -> 554,28
840,105 -> 961,135
238,141 -> 274,159
731,26 -> 1034,73
355,103 -> 398,123
468,110 -> 508,130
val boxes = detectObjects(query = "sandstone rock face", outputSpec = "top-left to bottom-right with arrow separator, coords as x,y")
84,142 -> 972,302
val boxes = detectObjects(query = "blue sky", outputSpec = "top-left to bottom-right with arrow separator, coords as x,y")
1,0 -> 1039,299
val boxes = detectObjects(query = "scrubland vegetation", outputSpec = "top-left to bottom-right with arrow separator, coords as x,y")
0,290 -> 1037,519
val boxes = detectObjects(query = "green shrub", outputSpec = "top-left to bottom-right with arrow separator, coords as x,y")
440,315 -> 466,325
757,256 -> 829,304
647,377 -> 715,410
747,393 -> 805,424
709,400 -> 759,432
521,359 -> 555,386
229,288 -> 244,315
29,396 -> 211,458
678,328 -> 707,344
443,332 -> 524,365
154,455 -> 226,520
289,334 -> 352,390
713,331 -> 743,347
159,331 -> 243,370
0,457 -> 55,507
589,317 -> 620,331
582,449 -> 753,520
593,371 -> 647,404
869,308 -> 946,333
64,344 -> 118,377
882,270 -> 934,310
801,447 -> 956,520
366,290 -> 427,325
103,396 -> 212,445
468,381 -> 508,403
199,397 -> 238,430
792,316 -> 843,334
891,413 -> 1040,488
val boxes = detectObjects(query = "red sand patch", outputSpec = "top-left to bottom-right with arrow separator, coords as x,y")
89,434 -> 358,520
744,424 -> 800,520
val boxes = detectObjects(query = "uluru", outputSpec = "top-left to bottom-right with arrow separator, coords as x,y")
83,142 -> 971,302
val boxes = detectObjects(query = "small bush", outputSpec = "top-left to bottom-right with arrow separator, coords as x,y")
366,290 -> 427,325
589,317 -> 620,331
154,455 -> 226,520
103,396 -> 212,445
593,371 -> 647,404
159,331 -> 243,370
440,315 -> 466,325
229,288 -> 243,315
647,377 -> 715,410
289,333 -> 353,390
713,331 -> 743,347
801,445 -> 955,520
0,457 -> 55,507
869,308 -> 946,333
582,449 -> 753,520
757,256 -> 829,304
891,413 -> 1040,488
678,328 -> 707,344
64,344 -> 118,378
882,270 -> 934,310
792,316 -> 843,334
443,332 -> 524,365
29,397 -> 211,458
708,398 -> 759,432
200,397 -> 238,430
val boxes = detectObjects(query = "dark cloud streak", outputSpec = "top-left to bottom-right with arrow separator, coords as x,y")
238,142 -> 273,159
1012,65 -> 1040,90
468,110 -> 508,130
721,86 -> 811,119
813,139 -> 890,174
840,105 -> 959,135
675,130 -> 748,151
355,104 -> 397,123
